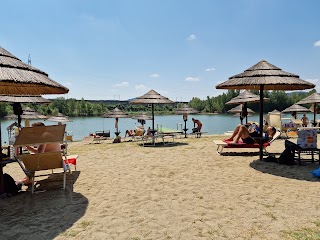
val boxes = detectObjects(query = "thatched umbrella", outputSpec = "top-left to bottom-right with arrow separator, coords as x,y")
226,90 -> 269,104
132,112 -> 152,126
216,60 -> 315,160
175,104 -> 199,138
227,104 -> 255,124
281,104 -> 310,120
130,90 -> 174,140
0,95 -> 50,127
226,90 -> 269,124
46,112 -> 72,123
0,47 -> 68,94
5,105 -> 49,128
102,108 -> 129,136
296,92 -> 320,125
227,104 -> 255,114
0,46 -> 68,194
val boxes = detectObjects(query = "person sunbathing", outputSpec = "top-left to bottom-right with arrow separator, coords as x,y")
125,129 -> 135,137
226,123 -> 276,144
17,122 -> 61,186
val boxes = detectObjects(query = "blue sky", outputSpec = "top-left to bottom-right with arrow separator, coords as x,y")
1,0 -> 320,101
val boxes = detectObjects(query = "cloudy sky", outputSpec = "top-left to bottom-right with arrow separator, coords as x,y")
1,0 -> 319,101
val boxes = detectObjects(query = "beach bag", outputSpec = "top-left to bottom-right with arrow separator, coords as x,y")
3,173 -> 19,196
311,167 -> 320,177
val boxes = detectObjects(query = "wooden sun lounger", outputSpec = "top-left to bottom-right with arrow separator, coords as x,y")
14,124 -> 74,194
213,131 -> 281,155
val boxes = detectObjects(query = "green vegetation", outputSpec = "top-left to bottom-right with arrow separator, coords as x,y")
281,220 -> 320,239
0,89 -> 316,118
189,89 -> 316,113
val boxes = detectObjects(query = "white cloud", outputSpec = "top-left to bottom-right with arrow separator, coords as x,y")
314,41 -> 320,47
113,81 -> 129,87
149,73 -> 160,78
186,34 -> 197,41
135,84 -> 147,91
205,68 -> 215,72
65,82 -> 72,86
185,76 -> 200,82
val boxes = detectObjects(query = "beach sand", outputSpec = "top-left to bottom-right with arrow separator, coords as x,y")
1,135 -> 320,239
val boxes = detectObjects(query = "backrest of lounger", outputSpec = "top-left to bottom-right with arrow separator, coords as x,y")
83,136 -> 94,143
18,151 -> 63,171
14,124 -> 66,147
135,126 -> 144,136
269,130 -> 281,144
269,112 -> 281,130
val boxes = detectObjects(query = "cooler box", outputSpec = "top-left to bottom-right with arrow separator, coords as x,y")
297,129 -> 317,149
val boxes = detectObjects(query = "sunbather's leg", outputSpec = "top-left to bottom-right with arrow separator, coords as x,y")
233,125 -> 251,143
225,124 -> 242,141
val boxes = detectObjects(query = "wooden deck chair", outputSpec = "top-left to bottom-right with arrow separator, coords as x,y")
14,124 -> 71,194
213,130 -> 281,155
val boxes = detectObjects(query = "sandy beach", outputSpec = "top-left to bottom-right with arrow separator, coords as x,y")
1,135 -> 320,239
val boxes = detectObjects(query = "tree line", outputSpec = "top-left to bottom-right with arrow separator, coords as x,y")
0,89 -> 316,118
189,89 -> 316,114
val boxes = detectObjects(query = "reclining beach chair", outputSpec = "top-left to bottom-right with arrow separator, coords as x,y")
14,124 -> 71,194
213,130 -> 281,155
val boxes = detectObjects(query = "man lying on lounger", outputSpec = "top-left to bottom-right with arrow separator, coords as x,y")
225,123 -> 276,144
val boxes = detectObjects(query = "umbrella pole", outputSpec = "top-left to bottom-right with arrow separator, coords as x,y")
314,104 -> 317,127
18,114 -> 21,128
259,85 -> 264,161
152,104 -> 155,144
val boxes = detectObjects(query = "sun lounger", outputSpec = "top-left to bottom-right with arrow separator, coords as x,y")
82,135 -> 106,144
213,130 -> 281,155
14,124 -> 72,194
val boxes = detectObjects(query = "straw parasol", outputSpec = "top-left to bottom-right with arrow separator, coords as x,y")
46,112 -> 72,123
0,46 -> 69,194
130,90 -> 174,139
228,104 -> 255,113
0,95 -> 50,127
0,47 -> 68,95
132,112 -> 152,126
175,104 -> 199,138
281,104 -> 310,119
226,90 -> 269,124
102,107 -> 130,136
216,60 -> 315,160
0,95 -> 51,103
296,92 -> 320,125
226,90 -> 269,105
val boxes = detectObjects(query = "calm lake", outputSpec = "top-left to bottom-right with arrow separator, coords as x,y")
0,112 -> 312,144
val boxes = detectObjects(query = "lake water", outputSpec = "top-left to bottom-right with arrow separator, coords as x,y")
0,112 -> 313,143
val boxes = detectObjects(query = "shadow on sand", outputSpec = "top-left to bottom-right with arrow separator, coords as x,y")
220,151 -> 260,156
250,159 -> 320,182
0,171 -> 88,239
139,142 -> 189,147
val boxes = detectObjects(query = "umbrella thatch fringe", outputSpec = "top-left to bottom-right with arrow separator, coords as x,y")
0,46 -> 69,95
216,60 -> 315,91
